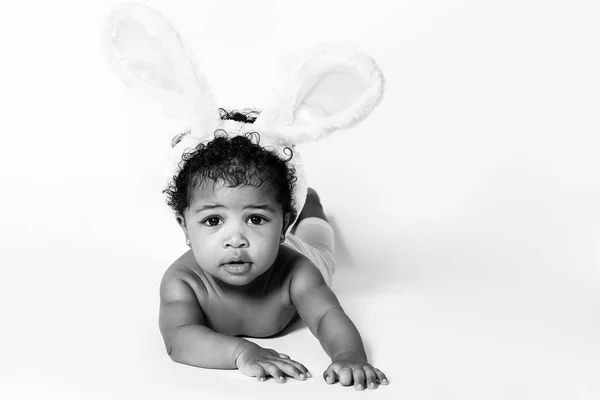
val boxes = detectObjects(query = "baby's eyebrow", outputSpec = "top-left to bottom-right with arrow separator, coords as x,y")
193,204 -> 276,213
243,204 -> 276,213
194,204 -> 224,213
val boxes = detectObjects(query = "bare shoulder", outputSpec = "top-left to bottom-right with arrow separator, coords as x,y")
272,245 -> 323,292
159,251 -> 209,342
286,249 -> 338,310
287,251 -> 328,295
160,250 -> 208,304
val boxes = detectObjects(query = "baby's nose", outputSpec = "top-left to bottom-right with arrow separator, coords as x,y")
224,230 -> 248,248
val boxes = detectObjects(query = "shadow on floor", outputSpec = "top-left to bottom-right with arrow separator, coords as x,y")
328,214 -> 408,296
267,315 -> 307,338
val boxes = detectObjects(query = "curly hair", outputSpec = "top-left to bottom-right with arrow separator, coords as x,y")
218,107 -> 260,124
163,128 -> 297,223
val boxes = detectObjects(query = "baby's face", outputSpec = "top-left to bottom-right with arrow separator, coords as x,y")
180,182 -> 288,288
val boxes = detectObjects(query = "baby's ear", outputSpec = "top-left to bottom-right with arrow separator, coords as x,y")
255,44 -> 385,145
103,2 -> 219,136
175,213 -> 187,231
282,211 -> 294,234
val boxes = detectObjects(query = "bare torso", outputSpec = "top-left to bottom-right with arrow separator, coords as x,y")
168,245 -> 302,338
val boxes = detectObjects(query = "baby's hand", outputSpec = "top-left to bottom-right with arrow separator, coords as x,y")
235,342 -> 312,383
323,352 -> 389,391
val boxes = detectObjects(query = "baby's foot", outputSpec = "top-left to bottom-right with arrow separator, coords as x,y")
292,188 -> 328,233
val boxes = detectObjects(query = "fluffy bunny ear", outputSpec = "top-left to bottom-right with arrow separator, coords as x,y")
255,44 -> 385,144
103,2 -> 219,137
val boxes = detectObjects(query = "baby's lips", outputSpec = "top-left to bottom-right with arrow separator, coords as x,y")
223,259 -> 249,265
223,254 -> 251,264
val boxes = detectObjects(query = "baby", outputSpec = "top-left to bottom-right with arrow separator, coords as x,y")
159,126 -> 388,391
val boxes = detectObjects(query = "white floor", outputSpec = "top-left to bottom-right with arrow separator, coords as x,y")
1,1 -> 599,399
2,225 -> 598,399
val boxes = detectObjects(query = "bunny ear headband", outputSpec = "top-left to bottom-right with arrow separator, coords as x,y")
103,2 -> 385,226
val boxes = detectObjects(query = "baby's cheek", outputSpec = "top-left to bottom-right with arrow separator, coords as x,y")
192,248 -> 216,268
271,246 -> 281,262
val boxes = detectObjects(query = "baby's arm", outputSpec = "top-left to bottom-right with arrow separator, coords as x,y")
159,274 -> 247,368
290,259 -> 389,390
159,269 -> 310,381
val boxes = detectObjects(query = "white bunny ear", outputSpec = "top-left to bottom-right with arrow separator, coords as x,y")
103,2 -> 219,138
255,44 -> 385,144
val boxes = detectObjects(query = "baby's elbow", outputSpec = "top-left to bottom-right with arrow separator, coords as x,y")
163,328 -> 197,365
163,339 -> 177,360
166,341 -> 187,364
161,329 -> 183,362
166,343 -> 174,358
315,306 -> 346,334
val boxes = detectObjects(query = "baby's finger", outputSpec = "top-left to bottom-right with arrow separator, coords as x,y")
282,358 -> 311,378
272,360 -> 307,381
323,368 -> 337,385
265,348 -> 280,357
364,368 -> 379,389
338,366 -> 353,386
374,368 -> 389,385
265,363 -> 287,383
247,363 -> 267,382
352,368 -> 366,391
278,353 -> 290,359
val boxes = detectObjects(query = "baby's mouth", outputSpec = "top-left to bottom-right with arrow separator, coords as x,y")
224,259 -> 248,265
223,261 -> 251,274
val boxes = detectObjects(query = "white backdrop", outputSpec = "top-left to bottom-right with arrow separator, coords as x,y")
1,0 -> 598,399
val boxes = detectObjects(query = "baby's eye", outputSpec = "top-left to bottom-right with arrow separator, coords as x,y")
202,217 -> 222,227
248,216 -> 267,225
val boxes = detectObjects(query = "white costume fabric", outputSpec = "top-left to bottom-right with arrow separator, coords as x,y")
284,218 -> 335,286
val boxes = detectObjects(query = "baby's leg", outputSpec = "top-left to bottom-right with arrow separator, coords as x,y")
289,188 -> 335,285
292,187 -> 328,231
